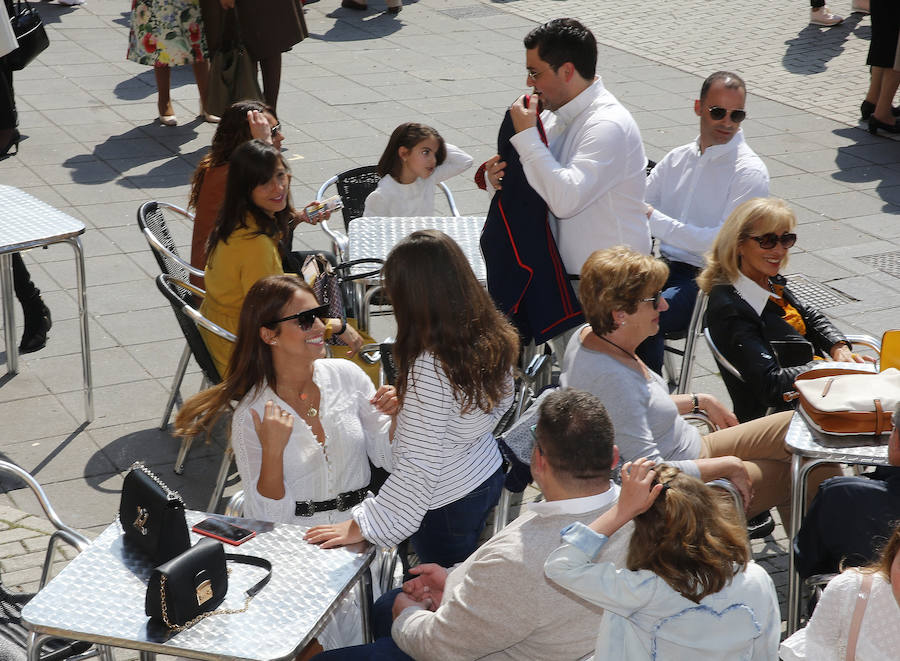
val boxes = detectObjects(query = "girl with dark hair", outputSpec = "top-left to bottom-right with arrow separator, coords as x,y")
546,460 -> 780,659
188,100 -> 282,279
362,122 -> 472,218
175,274 -> 397,650
306,230 -> 520,567
199,139 -> 358,375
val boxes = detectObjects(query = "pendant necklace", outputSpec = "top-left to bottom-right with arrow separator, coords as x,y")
598,335 -> 639,363
298,387 -> 318,418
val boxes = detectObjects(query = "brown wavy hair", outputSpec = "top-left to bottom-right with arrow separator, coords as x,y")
580,246 -> 669,335
627,465 -> 750,603
382,230 -> 519,413
174,275 -> 313,440
858,521 -> 900,580
188,100 -> 273,211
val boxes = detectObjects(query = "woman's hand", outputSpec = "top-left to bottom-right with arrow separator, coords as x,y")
304,519 -> 365,548
699,394 -> 739,429
247,110 -> 272,143
830,343 -> 876,364
721,456 -> 753,511
336,322 -> 363,357
371,385 -> 399,416
250,400 -> 293,455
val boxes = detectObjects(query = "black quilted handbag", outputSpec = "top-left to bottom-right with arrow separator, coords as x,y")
145,537 -> 272,631
6,0 -> 49,71
118,462 -> 191,565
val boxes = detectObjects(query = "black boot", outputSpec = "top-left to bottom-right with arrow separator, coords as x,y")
19,295 -> 51,354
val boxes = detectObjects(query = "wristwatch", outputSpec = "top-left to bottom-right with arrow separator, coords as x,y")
691,393 -> 700,414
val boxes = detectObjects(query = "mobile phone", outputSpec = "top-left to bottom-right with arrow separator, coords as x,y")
191,517 -> 256,546
305,195 -> 344,223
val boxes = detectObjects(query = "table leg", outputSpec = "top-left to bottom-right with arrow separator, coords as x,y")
1,252 -> 17,374
67,237 -> 93,422
138,650 -> 156,661
359,567 -> 374,644
786,456 -> 831,635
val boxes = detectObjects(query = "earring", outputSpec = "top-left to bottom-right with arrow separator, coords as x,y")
270,340 -> 277,346
619,320 -> 626,328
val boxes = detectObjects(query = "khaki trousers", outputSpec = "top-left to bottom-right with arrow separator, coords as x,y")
699,410 -> 841,529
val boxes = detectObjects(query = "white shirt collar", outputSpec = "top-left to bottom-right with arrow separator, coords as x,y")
554,77 -> 604,128
733,272 -> 777,316
528,482 -> 619,516
696,128 -> 745,159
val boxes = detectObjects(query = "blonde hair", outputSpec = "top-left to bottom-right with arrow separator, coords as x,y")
698,197 -> 796,293
627,465 -> 750,603
580,246 -> 668,335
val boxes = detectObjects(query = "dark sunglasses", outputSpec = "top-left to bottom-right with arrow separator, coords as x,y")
264,304 -> 329,330
707,106 -> 747,123
640,290 -> 663,310
270,123 -> 282,138
749,232 -> 797,250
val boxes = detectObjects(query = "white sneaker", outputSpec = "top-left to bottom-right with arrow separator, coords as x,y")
58,0 -> 85,5
851,0 -> 870,14
810,7 -> 843,26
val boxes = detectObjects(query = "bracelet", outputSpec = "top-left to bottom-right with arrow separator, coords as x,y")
336,319 -> 347,335
691,393 -> 700,414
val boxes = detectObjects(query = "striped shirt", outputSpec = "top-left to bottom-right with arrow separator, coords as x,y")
352,352 -> 511,548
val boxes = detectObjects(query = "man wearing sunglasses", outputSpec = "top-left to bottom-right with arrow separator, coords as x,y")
637,71 -> 769,375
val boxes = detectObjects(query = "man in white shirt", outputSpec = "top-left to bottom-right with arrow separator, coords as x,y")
312,388 -> 632,661
485,18 -> 651,278
636,71 -> 769,375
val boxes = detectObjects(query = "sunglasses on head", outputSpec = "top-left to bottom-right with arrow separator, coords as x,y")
264,304 -> 329,330
640,290 -> 663,310
749,232 -> 797,249
707,106 -> 746,123
270,123 -> 281,138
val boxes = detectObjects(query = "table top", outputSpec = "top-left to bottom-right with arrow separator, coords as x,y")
785,411 -> 890,464
0,185 -> 85,253
22,511 -> 375,661
347,216 -> 486,282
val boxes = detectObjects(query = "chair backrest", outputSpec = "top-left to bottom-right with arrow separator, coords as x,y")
137,201 -> 203,282
333,166 -> 382,231
155,274 -> 234,385
881,329 -> 900,372
703,327 -> 744,382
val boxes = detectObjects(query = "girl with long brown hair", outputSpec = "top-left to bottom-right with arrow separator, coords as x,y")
546,459 -> 780,659
305,230 -> 520,568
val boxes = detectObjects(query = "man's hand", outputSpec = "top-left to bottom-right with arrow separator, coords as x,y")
485,155 -> 506,190
510,94 -> 539,133
402,563 -> 448,607
392,592 -> 431,620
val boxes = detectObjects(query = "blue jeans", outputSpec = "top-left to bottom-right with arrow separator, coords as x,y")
312,589 -> 413,661
410,466 -> 504,567
636,260 -> 700,375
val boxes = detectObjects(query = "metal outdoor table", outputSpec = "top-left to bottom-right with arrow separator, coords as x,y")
0,185 -> 92,421
784,411 -> 889,635
346,216 -> 486,330
22,511 -> 376,661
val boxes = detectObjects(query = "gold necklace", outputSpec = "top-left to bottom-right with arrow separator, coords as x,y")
299,391 -> 318,418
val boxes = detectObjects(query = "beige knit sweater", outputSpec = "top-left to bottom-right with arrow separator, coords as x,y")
392,501 -> 632,660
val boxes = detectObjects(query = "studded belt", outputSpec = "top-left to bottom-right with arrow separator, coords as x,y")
295,487 -> 368,517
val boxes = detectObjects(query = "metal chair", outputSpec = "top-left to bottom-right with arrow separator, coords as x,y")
315,166 -> 460,261
155,274 -> 236,513
661,290 -> 708,394
137,201 -> 206,429
0,460 -> 104,661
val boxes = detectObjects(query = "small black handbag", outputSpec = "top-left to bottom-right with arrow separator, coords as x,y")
119,462 -> 191,565
6,0 -> 49,71
145,537 -> 272,631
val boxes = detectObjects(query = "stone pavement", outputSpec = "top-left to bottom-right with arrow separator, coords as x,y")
0,0 -> 898,641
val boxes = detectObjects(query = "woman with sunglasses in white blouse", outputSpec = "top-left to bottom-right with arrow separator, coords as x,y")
698,197 -> 872,424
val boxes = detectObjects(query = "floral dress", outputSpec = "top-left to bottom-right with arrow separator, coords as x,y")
126,0 -> 207,68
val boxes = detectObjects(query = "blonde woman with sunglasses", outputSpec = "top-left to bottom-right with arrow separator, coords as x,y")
698,197 -> 871,423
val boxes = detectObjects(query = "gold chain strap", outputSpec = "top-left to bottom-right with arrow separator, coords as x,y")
158,569 -> 251,632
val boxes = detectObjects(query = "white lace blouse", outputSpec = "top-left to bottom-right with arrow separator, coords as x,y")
231,359 -> 393,527
780,570 -> 900,661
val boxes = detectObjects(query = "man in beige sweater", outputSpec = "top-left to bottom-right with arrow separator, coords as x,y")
313,388 -> 632,661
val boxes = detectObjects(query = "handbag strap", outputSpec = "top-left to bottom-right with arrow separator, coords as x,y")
159,554 -> 273,631
845,572 -> 874,661
335,258 -> 384,283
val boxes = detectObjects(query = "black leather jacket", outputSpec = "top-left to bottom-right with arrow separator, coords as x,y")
706,275 -> 849,422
